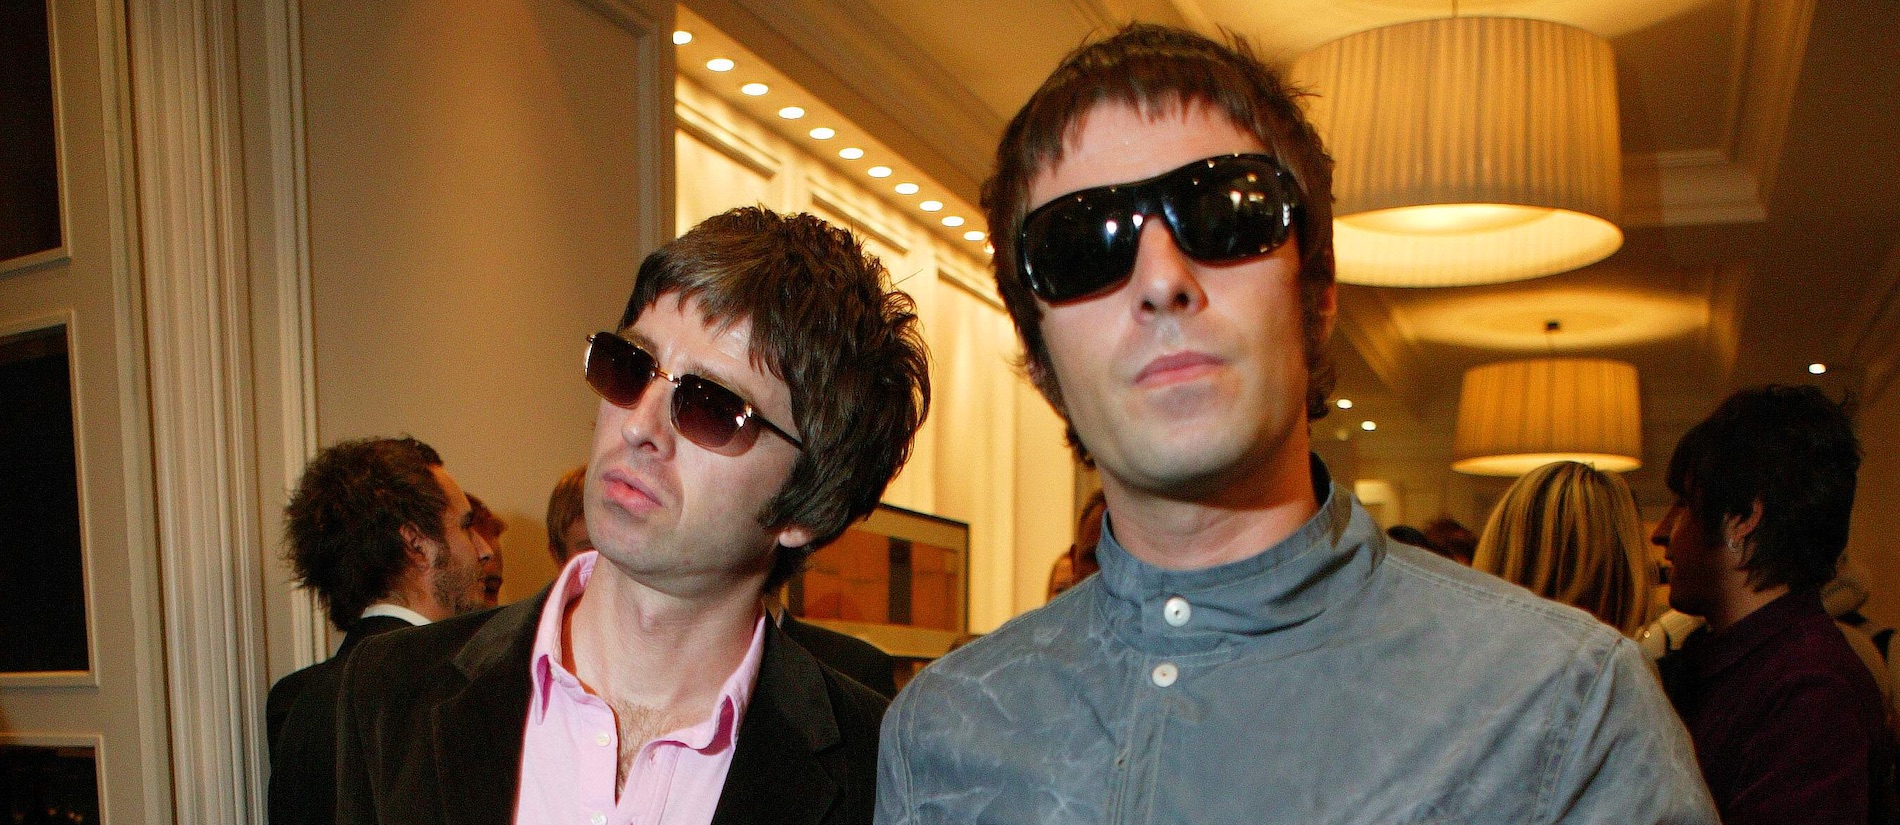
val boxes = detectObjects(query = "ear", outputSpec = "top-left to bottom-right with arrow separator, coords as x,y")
1725,499 -> 1765,548
398,523 -> 432,568
775,523 -> 815,550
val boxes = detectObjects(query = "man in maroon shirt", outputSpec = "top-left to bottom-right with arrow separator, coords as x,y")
1654,385 -> 1898,824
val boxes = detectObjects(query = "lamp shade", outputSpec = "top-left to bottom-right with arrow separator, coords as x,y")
1453,358 -> 1642,476
1290,17 -> 1623,287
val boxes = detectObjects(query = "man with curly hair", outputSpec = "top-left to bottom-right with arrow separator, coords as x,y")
267,435 -> 489,825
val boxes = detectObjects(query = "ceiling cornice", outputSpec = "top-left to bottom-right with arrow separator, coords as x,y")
682,0 -> 1005,205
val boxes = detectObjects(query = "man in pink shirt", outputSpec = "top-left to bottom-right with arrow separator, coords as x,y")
333,206 -> 931,825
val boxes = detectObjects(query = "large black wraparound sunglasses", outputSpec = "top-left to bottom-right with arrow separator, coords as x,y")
585,332 -> 803,451
1018,153 -> 1303,303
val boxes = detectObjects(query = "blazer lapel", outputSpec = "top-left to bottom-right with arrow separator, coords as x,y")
710,623 -> 843,825
429,595 -> 545,825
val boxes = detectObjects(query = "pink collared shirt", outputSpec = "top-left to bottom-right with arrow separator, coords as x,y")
513,551 -> 766,825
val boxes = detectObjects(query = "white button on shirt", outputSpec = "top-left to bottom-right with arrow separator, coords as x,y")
1151,662 -> 1178,687
1163,596 -> 1191,627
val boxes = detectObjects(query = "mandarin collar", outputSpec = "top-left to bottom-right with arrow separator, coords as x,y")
1093,457 -> 1382,656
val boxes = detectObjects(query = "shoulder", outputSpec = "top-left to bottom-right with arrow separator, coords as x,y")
340,598 -> 539,706
1373,539 -> 1626,655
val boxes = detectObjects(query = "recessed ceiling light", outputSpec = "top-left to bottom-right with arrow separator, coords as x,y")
894,182 -> 920,195
919,200 -> 943,212
778,106 -> 805,120
706,58 -> 734,72
983,242 -> 995,255
964,230 -> 986,241
672,31 -> 693,45
741,82 -> 769,96
1809,363 -> 1828,374
868,166 -> 892,178
839,147 -> 864,160
1336,398 -> 1354,409
1360,420 -> 1377,431
808,127 -> 835,140
942,216 -> 965,227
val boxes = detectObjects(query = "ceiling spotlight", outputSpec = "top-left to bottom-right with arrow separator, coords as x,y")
706,58 -> 734,72
919,200 -> 943,212
839,147 -> 864,160
983,242 -> 995,255
777,106 -> 805,120
942,216 -> 965,227
1809,363 -> 1828,375
740,82 -> 768,96
1360,420 -> 1378,431
964,230 -> 986,242
672,31 -> 693,45
868,166 -> 893,178
808,127 -> 835,140
1336,398 -> 1354,410
895,182 -> 920,195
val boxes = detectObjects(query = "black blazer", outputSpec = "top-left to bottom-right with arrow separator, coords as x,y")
334,591 -> 887,825
267,614 -> 415,825
780,614 -> 898,698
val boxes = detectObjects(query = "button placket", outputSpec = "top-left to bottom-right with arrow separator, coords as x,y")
1162,596 -> 1191,627
1151,662 -> 1178,687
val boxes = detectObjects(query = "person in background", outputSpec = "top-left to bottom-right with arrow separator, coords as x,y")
1653,384 -> 1897,824
267,436 -> 488,825
875,22 -> 1714,824
1047,489 -> 1107,598
544,464 -> 590,566
467,493 -> 505,606
1423,516 -> 1478,566
1471,461 -> 1653,637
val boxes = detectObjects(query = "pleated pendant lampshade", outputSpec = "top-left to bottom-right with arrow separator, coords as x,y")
1453,358 -> 1642,476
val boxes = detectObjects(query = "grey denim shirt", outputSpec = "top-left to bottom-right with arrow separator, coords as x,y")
876,468 -> 1717,824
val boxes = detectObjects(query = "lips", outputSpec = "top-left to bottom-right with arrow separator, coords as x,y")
600,467 -> 664,514
1133,351 -> 1224,386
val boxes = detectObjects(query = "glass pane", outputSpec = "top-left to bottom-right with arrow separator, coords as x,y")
0,326 -> 87,672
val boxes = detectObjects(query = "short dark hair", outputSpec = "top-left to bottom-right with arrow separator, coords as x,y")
1665,385 -> 1860,591
618,206 -> 931,589
467,493 -> 504,543
284,436 -> 447,631
545,464 -> 587,565
983,22 -> 1337,457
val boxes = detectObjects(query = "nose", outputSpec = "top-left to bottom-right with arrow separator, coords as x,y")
614,374 -> 675,456
1129,216 -> 1208,317
1650,509 -> 1673,548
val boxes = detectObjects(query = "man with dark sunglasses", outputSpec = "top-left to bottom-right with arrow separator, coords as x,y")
876,24 -> 1716,825
334,206 -> 929,825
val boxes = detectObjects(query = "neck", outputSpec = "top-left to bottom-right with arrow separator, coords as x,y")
1705,582 -> 1790,634
385,575 -> 451,622
1105,446 -> 1319,570
564,559 -> 763,711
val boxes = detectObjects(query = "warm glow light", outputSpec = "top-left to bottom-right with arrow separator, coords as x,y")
1291,18 -> 1623,286
868,166 -> 892,178
919,200 -> 943,212
808,127 -> 835,140
1810,363 -> 1828,375
1453,358 -> 1643,476
942,216 -> 965,227
964,230 -> 986,242
1336,398 -> 1354,410
741,83 -> 768,96
706,58 -> 734,72
1360,420 -> 1377,432
673,31 -> 693,45
983,242 -> 995,255
839,147 -> 864,160
778,107 -> 805,120
895,182 -> 920,195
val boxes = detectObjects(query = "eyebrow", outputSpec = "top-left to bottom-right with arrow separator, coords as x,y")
621,329 -> 763,408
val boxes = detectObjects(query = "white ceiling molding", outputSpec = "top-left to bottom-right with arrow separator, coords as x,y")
675,79 -> 786,180
682,0 -> 1005,205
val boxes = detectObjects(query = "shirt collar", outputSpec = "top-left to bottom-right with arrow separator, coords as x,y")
359,602 -> 431,627
525,550 -> 768,751
1680,587 -> 1826,681
1092,456 -> 1382,655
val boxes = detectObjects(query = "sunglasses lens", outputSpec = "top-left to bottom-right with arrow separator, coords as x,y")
672,376 -> 750,448
1021,196 -> 1141,302
1169,160 -> 1296,262
585,333 -> 654,407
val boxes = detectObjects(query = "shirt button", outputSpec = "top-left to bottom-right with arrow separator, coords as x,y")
595,732 -> 610,747
1151,662 -> 1178,687
590,814 -> 606,825
1163,596 -> 1191,627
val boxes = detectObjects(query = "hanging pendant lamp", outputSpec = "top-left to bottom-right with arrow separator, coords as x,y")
1452,357 -> 1642,476
1289,16 -> 1624,287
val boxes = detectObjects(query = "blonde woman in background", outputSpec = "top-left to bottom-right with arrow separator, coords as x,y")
1474,460 -> 1654,637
